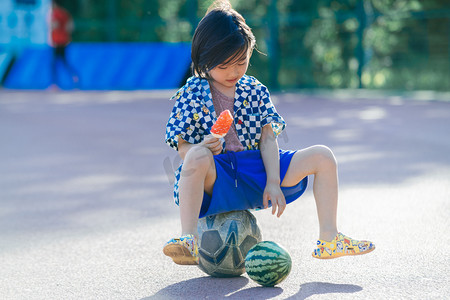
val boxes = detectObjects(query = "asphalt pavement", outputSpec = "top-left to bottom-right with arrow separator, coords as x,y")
0,89 -> 449,299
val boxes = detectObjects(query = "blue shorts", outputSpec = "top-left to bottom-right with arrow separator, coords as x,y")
199,150 -> 308,218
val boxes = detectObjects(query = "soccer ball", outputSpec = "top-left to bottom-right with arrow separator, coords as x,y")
197,210 -> 262,277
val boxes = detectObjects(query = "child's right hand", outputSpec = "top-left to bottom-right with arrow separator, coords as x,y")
202,134 -> 223,155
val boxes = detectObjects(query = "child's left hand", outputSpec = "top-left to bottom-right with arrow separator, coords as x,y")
263,183 -> 286,217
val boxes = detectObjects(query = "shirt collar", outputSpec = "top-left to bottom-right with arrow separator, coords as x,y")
188,75 -> 253,118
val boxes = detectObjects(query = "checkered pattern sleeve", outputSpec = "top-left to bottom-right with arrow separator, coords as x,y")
259,85 -> 286,137
165,88 -> 205,151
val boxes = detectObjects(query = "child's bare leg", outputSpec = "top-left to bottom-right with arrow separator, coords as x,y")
178,146 -> 216,239
281,145 -> 338,242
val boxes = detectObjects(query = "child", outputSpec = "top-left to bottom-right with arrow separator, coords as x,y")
163,0 -> 374,265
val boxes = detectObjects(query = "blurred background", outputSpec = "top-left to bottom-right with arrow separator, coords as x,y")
0,0 -> 449,91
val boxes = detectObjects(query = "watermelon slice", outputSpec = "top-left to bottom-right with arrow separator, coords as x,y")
211,109 -> 233,138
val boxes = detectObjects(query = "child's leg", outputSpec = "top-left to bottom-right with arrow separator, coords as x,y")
163,146 -> 216,265
282,145 -> 375,259
281,145 -> 338,242
178,145 -> 217,239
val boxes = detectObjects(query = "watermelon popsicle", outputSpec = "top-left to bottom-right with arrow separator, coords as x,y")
211,109 -> 233,138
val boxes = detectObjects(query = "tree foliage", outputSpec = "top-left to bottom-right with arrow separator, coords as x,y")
59,0 -> 449,90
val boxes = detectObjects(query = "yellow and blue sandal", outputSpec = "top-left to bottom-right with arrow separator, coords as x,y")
163,234 -> 199,265
312,232 -> 375,259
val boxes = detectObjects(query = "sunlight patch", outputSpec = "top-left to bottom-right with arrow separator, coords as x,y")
358,106 -> 387,121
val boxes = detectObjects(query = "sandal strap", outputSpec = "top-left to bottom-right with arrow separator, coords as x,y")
316,234 -> 339,250
167,234 -> 196,245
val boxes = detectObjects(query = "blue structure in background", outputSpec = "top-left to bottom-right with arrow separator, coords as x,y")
1,1 -> 193,90
3,42 -> 192,90
0,0 -> 51,84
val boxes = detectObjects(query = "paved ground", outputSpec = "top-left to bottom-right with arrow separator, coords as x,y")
0,89 -> 449,299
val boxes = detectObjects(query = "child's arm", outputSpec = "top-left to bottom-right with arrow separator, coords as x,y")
260,124 -> 286,217
178,135 -> 223,161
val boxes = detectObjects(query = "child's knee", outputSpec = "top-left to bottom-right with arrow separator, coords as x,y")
183,145 -> 214,172
311,145 -> 337,168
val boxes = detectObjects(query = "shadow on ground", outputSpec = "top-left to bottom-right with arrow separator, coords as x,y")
144,276 -> 252,299
147,277 -> 362,299
287,282 -> 363,299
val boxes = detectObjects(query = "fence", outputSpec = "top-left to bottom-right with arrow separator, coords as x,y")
42,0 -> 450,91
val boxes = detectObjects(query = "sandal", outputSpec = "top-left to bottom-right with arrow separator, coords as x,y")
163,234 -> 199,265
312,232 -> 375,259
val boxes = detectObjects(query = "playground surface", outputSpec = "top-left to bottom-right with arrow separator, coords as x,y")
0,89 -> 449,299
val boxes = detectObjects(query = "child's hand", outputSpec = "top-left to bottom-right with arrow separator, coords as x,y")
202,134 -> 223,155
263,183 -> 286,217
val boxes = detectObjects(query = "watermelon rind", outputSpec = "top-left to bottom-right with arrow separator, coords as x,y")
245,241 -> 292,287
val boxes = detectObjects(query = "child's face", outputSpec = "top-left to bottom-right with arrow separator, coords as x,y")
208,50 -> 250,91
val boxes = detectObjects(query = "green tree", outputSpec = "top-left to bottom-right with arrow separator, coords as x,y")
59,0 -> 449,90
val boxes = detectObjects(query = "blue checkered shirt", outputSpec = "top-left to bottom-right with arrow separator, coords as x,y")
165,74 -> 286,205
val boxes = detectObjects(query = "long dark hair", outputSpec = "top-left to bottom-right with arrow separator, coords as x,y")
191,1 -> 256,78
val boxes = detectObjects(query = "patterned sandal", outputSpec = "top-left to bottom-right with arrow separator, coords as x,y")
163,234 -> 199,265
312,232 -> 375,259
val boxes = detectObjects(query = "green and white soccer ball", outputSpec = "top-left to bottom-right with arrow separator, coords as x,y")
197,210 -> 262,277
